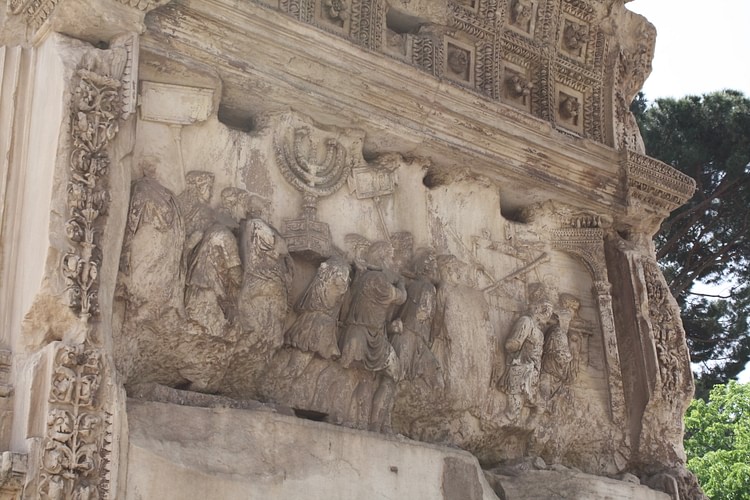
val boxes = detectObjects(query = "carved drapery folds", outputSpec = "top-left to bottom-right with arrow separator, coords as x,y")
1,0 -> 702,495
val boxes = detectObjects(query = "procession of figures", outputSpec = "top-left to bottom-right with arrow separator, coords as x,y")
116,164 -> 591,435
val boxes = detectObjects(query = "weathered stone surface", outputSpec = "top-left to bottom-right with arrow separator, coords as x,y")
125,399 -> 500,500
485,468 -> 671,500
0,0 -> 703,498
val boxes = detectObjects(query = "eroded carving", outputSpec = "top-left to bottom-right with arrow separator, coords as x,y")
285,257 -> 350,360
234,218 -> 295,357
275,127 -> 350,257
504,70 -> 534,110
558,91 -> 581,129
391,248 -> 443,390
509,0 -> 535,34
624,150 -> 696,222
39,345 -> 109,500
562,19 -> 588,55
500,283 -> 554,421
64,61 -> 123,321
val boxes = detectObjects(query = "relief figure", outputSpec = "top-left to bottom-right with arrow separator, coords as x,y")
499,284 -> 554,421
432,255 -> 494,409
339,241 -> 407,432
339,241 -> 406,373
184,188 -> 253,337
391,248 -> 444,390
120,177 -> 185,320
541,293 -> 580,384
237,218 -> 295,352
176,170 -> 216,256
285,257 -> 351,359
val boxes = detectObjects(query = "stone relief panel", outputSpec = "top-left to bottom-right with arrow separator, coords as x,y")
112,105 -> 634,473
0,1 -> 698,496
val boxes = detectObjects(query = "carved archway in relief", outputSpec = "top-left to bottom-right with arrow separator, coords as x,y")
551,227 -> 607,282
549,227 -> 626,423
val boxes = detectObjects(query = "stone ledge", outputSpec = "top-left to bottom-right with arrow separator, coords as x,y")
485,467 -> 671,500
124,398 -> 500,500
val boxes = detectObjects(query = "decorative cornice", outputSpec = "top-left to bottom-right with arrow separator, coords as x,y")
623,149 -> 696,216
8,0 -> 170,38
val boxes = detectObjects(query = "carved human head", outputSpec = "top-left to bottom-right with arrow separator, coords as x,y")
558,293 -> 581,314
366,241 -> 395,269
221,187 -> 253,221
437,254 -> 465,285
185,171 -> 215,203
317,257 -> 351,295
528,282 -> 554,321
411,247 -> 438,281
251,219 -> 276,252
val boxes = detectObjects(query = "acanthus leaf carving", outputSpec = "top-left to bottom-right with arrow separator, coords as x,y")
39,344 -> 110,500
64,64 -> 122,322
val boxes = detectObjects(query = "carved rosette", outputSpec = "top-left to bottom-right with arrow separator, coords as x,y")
62,69 -> 122,321
623,150 -> 696,217
38,344 -> 112,499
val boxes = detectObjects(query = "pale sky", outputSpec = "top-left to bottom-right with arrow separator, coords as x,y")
626,1 -> 750,383
627,0 -> 750,100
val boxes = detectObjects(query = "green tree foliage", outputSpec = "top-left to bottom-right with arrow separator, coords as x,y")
632,91 -> 750,395
684,382 -> 750,499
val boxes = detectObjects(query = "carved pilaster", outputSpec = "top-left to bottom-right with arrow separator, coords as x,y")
38,344 -> 112,500
639,257 -> 693,403
63,68 -> 122,321
33,37 -> 136,500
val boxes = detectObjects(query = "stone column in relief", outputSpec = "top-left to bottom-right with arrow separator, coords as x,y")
592,280 -> 626,428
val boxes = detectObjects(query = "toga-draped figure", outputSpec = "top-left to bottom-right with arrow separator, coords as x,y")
184,188 -> 254,338
285,257 -> 351,359
391,248 -> 443,388
120,177 -> 185,319
339,241 -> 407,372
237,218 -> 294,351
500,285 -> 554,421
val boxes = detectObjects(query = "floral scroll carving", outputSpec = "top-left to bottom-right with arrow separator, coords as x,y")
63,63 -> 123,321
39,345 -> 111,500
37,44 -> 133,500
